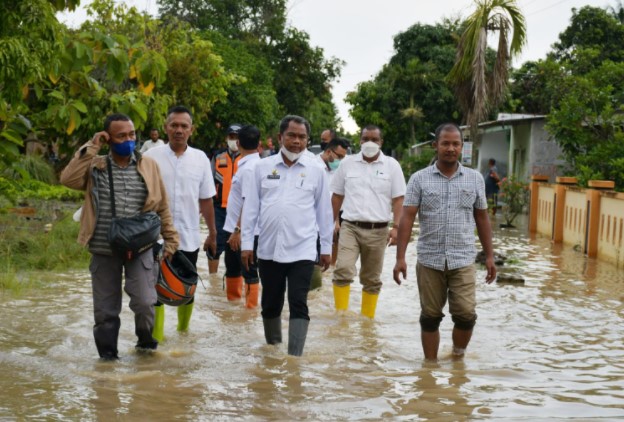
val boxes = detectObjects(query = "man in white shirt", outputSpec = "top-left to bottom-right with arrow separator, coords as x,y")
144,105 -> 218,341
223,125 -> 262,309
140,128 -> 165,153
330,124 -> 406,319
241,115 -> 333,356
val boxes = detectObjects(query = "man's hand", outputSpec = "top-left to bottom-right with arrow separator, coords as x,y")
241,250 -> 253,270
227,232 -> 241,251
203,232 -> 217,258
387,227 -> 398,246
163,251 -> 172,261
484,256 -> 497,284
393,258 -> 407,285
319,254 -> 331,272
91,131 -> 109,148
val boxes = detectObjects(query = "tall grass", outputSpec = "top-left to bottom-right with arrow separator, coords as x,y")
0,210 -> 90,293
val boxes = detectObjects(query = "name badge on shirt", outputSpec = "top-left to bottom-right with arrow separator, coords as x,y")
267,169 -> 280,179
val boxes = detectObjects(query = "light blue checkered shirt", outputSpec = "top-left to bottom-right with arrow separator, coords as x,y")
404,163 -> 487,271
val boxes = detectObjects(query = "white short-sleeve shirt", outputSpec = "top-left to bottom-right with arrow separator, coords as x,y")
144,144 -> 216,252
331,151 -> 406,223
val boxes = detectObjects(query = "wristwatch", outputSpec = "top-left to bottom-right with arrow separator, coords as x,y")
233,226 -> 241,233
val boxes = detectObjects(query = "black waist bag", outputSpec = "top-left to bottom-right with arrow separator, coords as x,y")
106,157 -> 161,259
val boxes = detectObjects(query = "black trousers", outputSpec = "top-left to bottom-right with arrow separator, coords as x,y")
258,259 -> 314,320
224,233 -> 259,284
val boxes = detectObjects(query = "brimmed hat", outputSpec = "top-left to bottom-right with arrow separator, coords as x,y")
226,124 -> 242,134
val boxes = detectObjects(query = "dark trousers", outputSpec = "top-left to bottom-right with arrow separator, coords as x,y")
258,259 -> 314,320
90,250 -> 156,358
213,205 -> 228,259
224,233 -> 259,284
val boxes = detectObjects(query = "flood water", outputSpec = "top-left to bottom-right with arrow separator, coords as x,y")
1,215 -> 623,420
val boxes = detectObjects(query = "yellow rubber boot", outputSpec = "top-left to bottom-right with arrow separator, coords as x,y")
361,291 -> 379,319
333,284 -> 350,311
153,304 -> 165,343
226,276 -> 244,301
177,302 -> 193,332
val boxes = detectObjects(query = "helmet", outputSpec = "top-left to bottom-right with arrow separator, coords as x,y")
156,251 -> 198,306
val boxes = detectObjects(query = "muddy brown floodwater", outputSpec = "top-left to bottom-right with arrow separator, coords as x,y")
1,215 -> 623,420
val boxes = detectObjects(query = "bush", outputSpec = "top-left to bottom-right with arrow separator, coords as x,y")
400,148 -> 436,179
499,176 -> 529,226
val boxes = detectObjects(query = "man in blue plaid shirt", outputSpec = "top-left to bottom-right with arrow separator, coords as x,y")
393,123 -> 496,361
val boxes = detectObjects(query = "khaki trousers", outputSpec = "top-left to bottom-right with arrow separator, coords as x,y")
332,221 -> 388,294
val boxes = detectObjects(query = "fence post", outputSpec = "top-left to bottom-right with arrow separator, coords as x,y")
585,180 -> 616,257
553,177 -> 578,243
529,175 -> 549,234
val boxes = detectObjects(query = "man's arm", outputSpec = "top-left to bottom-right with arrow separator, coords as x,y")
200,197 -> 217,256
388,195 -> 404,246
392,205 -> 417,285
60,132 -> 108,190
331,193 -> 344,223
474,208 -> 496,283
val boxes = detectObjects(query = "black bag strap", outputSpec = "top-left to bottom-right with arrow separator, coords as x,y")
106,156 -> 117,218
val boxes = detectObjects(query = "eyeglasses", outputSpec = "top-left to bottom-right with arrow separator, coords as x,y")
330,149 -> 346,160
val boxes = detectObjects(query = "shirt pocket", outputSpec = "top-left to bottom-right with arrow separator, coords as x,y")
421,189 -> 441,211
460,189 -> 476,209
261,178 -> 281,203
187,165 -> 204,184
373,173 -> 391,191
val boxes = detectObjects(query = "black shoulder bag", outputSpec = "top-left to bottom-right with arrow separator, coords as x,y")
106,157 -> 161,260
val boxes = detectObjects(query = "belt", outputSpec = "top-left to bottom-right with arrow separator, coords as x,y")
344,220 -> 388,230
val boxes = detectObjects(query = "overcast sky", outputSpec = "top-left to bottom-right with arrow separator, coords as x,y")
59,0 -> 616,132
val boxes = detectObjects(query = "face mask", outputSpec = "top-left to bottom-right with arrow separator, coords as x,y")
111,140 -> 136,157
328,158 -> 341,171
227,140 -> 239,152
280,147 -> 303,162
361,141 -> 380,158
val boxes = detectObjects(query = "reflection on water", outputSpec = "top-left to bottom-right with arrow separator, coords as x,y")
1,215 -> 623,420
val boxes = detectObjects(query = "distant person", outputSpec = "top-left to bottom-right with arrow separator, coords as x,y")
144,105 -> 217,341
320,128 -> 336,151
393,123 -> 496,361
330,125 -> 406,318
223,125 -> 262,308
209,124 -> 242,276
310,137 -> 349,289
140,129 -> 165,153
260,138 -> 276,158
241,115 -> 333,356
60,113 -> 179,360
484,158 -> 500,215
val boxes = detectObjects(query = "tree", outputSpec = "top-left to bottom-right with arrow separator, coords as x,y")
449,0 -> 526,141
346,21 -> 461,152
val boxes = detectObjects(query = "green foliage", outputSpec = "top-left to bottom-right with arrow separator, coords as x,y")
0,211 -> 90,275
499,176 -> 529,226
399,148 -> 436,180
0,176 -> 82,204
3,155 -> 57,184
346,21 -> 461,152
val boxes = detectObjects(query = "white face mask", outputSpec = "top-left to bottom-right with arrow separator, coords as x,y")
280,147 -> 303,162
361,141 -> 380,158
227,140 -> 239,152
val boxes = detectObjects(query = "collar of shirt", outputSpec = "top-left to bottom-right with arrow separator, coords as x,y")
108,153 -> 138,166
238,152 -> 260,168
430,161 -> 465,180
276,151 -> 311,168
355,151 -> 386,164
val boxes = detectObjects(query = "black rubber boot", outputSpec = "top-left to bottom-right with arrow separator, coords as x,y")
262,317 -> 282,345
287,319 -> 309,357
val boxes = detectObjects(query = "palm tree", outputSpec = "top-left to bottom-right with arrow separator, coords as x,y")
449,0 -> 526,141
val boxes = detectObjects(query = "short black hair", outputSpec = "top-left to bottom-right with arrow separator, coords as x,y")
489,158 -> 496,165
167,105 -> 193,121
360,124 -> 383,139
327,137 -> 350,151
238,125 -> 261,150
434,123 -> 463,142
279,115 -> 310,136
104,113 -> 131,131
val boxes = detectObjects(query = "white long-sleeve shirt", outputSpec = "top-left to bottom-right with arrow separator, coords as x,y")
224,152 -> 260,233
241,153 -> 333,263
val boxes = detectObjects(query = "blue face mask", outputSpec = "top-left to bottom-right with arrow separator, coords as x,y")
111,140 -> 136,157
328,158 -> 341,171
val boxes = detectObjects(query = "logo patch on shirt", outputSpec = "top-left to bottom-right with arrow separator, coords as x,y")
267,169 -> 280,179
